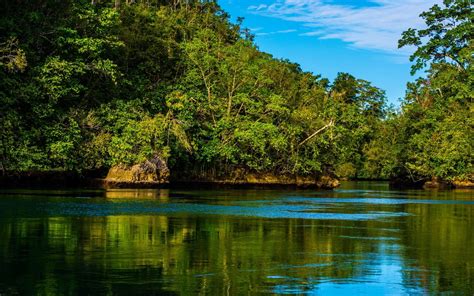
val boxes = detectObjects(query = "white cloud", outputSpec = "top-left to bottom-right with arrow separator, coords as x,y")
255,29 -> 297,36
248,4 -> 268,11
248,0 -> 441,55
276,29 -> 297,33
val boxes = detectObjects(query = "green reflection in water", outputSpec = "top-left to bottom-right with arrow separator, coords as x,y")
0,182 -> 472,295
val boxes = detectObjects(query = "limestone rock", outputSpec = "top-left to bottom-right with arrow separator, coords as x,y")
105,155 -> 169,187
451,178 -> 474,189
172,167 -> 340,189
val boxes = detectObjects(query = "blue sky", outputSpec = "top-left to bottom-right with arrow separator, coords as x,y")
219,0 -> 441,106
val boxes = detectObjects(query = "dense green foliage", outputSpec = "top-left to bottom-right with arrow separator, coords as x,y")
0,0 -> 471,183
365,0 -> 473,182
0,0 -> 386,179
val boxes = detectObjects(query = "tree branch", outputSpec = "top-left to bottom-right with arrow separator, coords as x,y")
298,119 -> 334,146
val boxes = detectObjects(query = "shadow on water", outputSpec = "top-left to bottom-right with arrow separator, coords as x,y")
0,181 -> 472,295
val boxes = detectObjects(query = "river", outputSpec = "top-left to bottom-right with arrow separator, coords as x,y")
0,182 -> 472,295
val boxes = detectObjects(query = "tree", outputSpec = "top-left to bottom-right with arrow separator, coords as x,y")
389,0 -> 474,182
399,0 -> 473,74
0,0 -> 390,182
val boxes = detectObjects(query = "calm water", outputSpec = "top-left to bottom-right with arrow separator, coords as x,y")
0,182 -> 473,295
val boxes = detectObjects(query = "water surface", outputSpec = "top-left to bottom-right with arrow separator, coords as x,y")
0,182 -> 473,295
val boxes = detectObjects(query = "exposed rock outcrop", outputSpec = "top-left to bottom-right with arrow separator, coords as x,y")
104,155 -> 169,188
423,177 -> 452,189
451,178 -> 474,189
391,176 -> 474,190
423,177 -> 474,189
172,168 -> 339,189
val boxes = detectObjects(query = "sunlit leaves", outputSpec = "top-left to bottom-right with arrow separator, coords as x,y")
399,0 -> 473,74
38,57 -> 86,103
1,0 -> 393,180
0,37 -> 27,72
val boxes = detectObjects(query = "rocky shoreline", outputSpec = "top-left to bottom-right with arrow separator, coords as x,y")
171,174 -> 340,189
1,158 -> 471,190
3,172 -> 473,190
0,173 -> 340,190
390,177 -> 474,190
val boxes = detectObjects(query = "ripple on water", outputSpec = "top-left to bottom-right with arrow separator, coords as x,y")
45,201 -> 411,221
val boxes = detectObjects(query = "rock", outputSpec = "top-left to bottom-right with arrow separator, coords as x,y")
105,155 -> 169,188
423,177 -> 452,189
295,175 -> 340,189
315,176 -> 340,189
172,167 -> 340,189
391,176 -> 474,190
451,179 -> 474,189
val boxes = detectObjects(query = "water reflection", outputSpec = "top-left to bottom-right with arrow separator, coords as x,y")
0,183 -> 472,295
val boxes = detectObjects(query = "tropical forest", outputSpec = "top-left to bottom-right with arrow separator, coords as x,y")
0,0 -> 472,294
1,0 -> 471,188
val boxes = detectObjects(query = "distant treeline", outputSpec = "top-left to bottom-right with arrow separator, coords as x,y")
0,0 -> 472,183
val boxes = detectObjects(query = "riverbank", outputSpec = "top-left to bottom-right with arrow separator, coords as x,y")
390,177 -> 474,190
0,170 -> 340,190
171,174 -> 339,189
2,170 -> 472,190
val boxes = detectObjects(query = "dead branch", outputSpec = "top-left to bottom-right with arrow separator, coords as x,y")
298,119 -> 334,146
